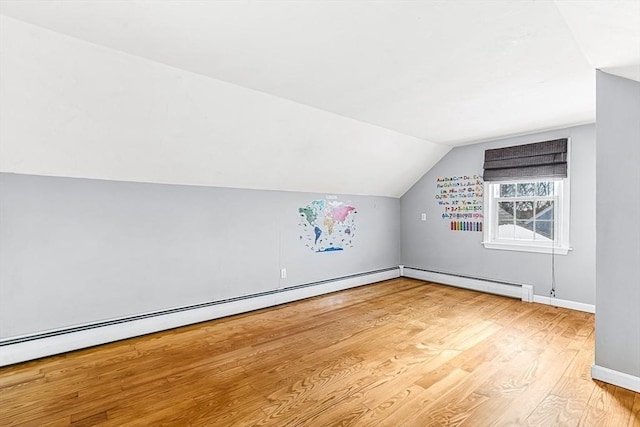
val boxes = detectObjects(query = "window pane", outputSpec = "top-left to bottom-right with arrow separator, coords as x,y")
535,220 -> 554,240
498,202 -> 514,222
536,182 -> 554,196
500,184 -> 515,197
497,202 -> 514,239
517,183 -> 536,197
535,200 -> 554,220
515,201 -> 534,220
515,221 -> 535,240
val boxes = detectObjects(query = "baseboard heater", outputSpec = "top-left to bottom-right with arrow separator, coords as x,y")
0,267 -> 400,367
401,266 -> 534,302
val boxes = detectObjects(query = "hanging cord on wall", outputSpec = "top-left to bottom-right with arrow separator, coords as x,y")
549,170 -> 558,299
550,239 -> 556,298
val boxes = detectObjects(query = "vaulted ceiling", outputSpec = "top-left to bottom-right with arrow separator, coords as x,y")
1,1 -> 639,196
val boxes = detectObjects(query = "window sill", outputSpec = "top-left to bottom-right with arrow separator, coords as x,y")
482,241 -> 571,255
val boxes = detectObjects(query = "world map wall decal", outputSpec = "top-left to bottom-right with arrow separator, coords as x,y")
298,199 -> 357,252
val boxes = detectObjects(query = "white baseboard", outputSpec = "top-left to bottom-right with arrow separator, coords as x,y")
402,268 -> 529,301
0,269 -> 399,367
533,295 -> 595,313
402,268 -> 595,314
591,364 -> 640,393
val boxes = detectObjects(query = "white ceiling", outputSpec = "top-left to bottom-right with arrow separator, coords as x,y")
0,1 -> 639,196
1,0 -> 638,146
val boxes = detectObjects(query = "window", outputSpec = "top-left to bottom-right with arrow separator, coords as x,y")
482,138 -> 570,254
483,179 -> 570,254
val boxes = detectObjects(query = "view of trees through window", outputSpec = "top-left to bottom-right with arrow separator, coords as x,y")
497,181 -> 555,241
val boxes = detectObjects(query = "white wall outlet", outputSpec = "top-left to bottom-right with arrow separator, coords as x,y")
421,213 -> 427,221
280,268 -> 287,279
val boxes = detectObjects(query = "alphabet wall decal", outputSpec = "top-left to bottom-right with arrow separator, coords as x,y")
435,174 -> 484,232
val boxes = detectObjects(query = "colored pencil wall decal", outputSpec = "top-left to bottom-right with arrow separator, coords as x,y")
450,221 -> 483,232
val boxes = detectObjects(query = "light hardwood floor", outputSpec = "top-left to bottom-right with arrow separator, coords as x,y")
1,278 -> 638,426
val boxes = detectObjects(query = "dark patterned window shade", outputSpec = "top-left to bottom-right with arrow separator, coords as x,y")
483,138 -> 568,181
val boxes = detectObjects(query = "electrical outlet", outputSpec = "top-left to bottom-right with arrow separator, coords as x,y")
280,268 -> 287,279
421,213 -> 427,221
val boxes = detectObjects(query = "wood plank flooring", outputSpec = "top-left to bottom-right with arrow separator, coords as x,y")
1,278 -> 638,426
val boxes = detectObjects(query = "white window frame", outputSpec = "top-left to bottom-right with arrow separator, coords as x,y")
482,178 -> 571,255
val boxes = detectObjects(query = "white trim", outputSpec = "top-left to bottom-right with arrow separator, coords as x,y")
482,241 -> 571,255
533,295 -> 595,313
402,268 -> 526,300
401,268 -> 594,313
0,269 -> 399,367
591,364 -> 640,393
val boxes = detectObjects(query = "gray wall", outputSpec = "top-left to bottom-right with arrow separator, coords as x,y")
401,124 -> 596,304
595,71 -> 640,377
0,173 -> 400,338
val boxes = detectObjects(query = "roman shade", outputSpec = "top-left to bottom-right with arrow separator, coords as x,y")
483,138 -> 568,181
